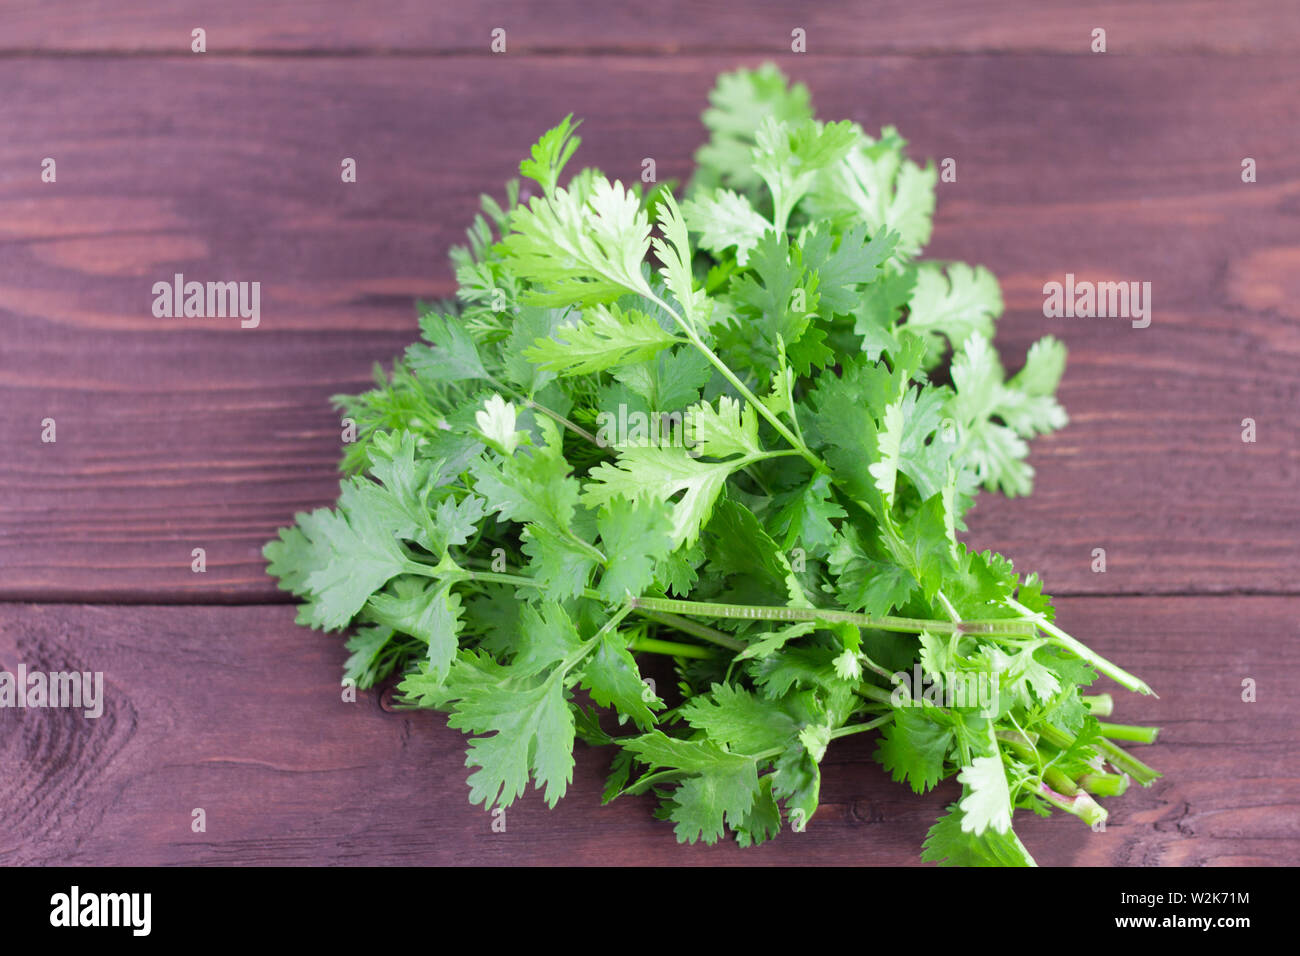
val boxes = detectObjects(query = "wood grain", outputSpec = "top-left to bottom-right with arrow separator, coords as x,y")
3,55 -> 1298,599
4,1 -> 1297,54
0,597 -> 1291,866
2,1 -> 1295,871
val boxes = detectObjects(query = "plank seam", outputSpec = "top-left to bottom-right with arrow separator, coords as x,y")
0,591 -> 1295,608
0,47 -> 1280,59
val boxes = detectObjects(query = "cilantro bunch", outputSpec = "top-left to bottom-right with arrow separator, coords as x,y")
266,65 -> 1159,865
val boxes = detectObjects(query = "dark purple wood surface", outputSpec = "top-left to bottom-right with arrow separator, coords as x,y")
1,598 -> 1294,865
1,2 -> 1296,865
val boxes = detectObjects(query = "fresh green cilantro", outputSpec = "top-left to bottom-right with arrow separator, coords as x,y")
266,64 -> 1158,867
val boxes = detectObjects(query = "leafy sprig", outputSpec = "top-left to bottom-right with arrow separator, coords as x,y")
266,64 -> 1158,866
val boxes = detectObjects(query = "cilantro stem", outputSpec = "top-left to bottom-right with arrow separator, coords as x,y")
1043,766 -> 1080,796
627,595 -> 1035,637
1082,693 -> 1114,717
637,610 -> 745,651
1093,738 -> 1161,784
935,589 -> 961,624
485,373 -> 602,448
641,288 -> 827,474
739,714 -> 893,765
404,564 -> 745,652
856,684 -> 896,706
1038,723 -> 1160,786
593,603 -> 634,640
626,636 -> 717,660
1005,597 -> 1156,697
1076,771 -> 1130,797
997,730 -> 1040,768
830,714 -> 892,739
1095,722 -> 1159,744
1038,782 -> 1107,827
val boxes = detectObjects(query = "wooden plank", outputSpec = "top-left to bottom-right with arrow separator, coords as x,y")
0,596 -> 1291,865
2,55 -> 1298,599
4,1 -> 1297,54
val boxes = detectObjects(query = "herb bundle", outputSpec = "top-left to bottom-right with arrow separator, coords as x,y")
266,65 -> 1158,865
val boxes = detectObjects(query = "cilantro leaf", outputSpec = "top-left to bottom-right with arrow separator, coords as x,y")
922,804 -> 1037,867
622,731 -> 760,845
681,188 -> 771,265
265,62 -> 1155,868
906,263 -> 1003,367
874,707 -> 954,793
503,173 -> 652,307
525,303 -> 680,376
595,497 -> 675,601
956,755 -> 1014,837
694,64 -> 814,194
582,444 -> 740,547
405,313 -> 489,382
364,577 -> 464,680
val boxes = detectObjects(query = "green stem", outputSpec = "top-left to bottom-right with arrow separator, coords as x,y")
638,610 -> 745,652
830,714 -> 892,739
1038,782 -> 1107,827
1039,723 -> 1160,787
485,373 -> 602,448
935,589 -> 961,624
627,636 -> 717,660
411,567 -> 613,605
627,595 -> 1035,637
643,289 -> 826,474
1005,597 -> 1156,696
404,568 -> 743,655
1095,737 -> 1161,785
593,604 -> 633,641
1082,693 -> 1114,717
1076,771 -> 1130,797
1042,766 -> 1080,797
553,605 -> 632,685
997,731 -> 1039,766
456,569 -> 548,590
857,684 -> 897,706
856,652 -> 894,681
1096,722 -> 1160,744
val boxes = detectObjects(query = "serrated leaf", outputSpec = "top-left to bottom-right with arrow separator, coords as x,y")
922,804 -> 1036,867
405,313 -> 489,382
580,632 -> 661,730
595,497 -> 675,601
622,731 -> 760,845
694,64 -> 814,194
582,444 -> 739,547
525,303 -> 680,376
503,174 -> 652,306
875,707 -> 954,793
956,755 -> 1014,836
906,263 -> 1003,365
652,189 -> 706,323
519,114 -> 581,195
364,577 -> 465,681
679,683 -> 804,755
474,395 -> 521,455
868,398 -> 905,505
687,395 -> 762,460
680,188 -> 772,265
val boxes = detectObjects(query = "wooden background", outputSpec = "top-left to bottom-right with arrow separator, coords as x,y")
2,2 -> 1297,865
